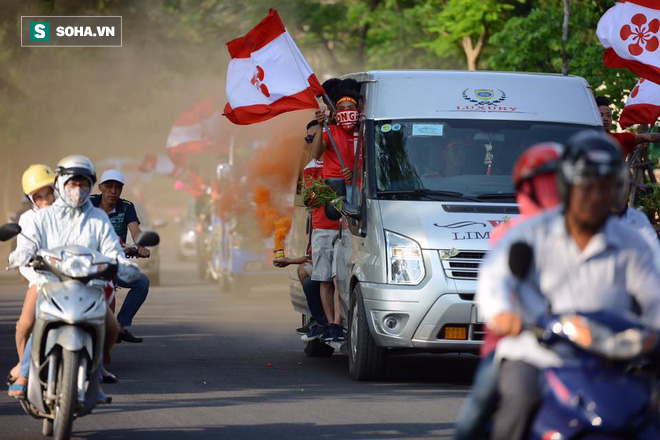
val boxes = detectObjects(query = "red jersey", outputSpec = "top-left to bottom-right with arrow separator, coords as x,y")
322,125 -> 356,181
303,159 -> 339,230
610,131 -> 637,157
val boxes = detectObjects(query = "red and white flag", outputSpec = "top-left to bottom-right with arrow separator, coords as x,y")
167,97 -> 226,164
598,1 -> 660,84
223,9 -> 324,125
620,77 -> 660,128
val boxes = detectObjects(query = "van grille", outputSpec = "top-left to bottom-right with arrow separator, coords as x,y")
440,251 -> 487,280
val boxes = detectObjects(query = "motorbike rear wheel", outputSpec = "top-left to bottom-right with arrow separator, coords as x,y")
53,349 -> 79,440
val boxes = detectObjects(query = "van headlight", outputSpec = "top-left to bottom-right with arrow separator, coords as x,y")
385,231 -> 425,285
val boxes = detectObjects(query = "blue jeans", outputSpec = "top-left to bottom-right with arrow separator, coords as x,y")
453,353 -> 499,440
116,273 -> 150,328
302,277 -> 326,325
20,335 -> 32,377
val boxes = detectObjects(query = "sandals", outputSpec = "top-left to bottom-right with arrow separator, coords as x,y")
8,383 -> 27,399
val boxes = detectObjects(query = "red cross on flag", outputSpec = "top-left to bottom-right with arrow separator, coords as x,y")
223,9 -> 324,125
598,1 -> 660,83
619,77 -> 660,128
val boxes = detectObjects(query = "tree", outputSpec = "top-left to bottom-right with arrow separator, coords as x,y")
423,0 -> 525,70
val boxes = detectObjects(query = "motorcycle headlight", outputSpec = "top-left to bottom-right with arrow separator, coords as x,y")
385,231 -> 425,285
46,253 -> 108,278
558,315 -> 648,360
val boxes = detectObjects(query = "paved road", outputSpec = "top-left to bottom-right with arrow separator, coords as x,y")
0,244 -> 477,439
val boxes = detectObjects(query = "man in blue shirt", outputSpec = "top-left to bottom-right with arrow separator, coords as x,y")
91,170 -> 150,343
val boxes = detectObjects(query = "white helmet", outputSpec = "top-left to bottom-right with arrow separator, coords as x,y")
55,155 -> 97,208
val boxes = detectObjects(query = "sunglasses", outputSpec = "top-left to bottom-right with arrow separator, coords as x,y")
304,133 -> 316,144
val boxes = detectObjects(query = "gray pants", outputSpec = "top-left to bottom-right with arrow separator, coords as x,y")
492,360 -> 542,440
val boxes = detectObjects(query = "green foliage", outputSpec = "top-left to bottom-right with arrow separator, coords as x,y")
636,183 -> 660,223
488,0 -> 636,112
302,177 -> 341,211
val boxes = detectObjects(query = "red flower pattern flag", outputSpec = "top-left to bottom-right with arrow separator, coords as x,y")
597,1 -> 660,84
223,9 -> 324,125
619,77 -> 660,128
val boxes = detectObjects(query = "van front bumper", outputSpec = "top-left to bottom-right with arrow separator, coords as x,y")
359,282 -> 483,353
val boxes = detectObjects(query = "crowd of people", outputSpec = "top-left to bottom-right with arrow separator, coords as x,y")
6,156 -> 153,403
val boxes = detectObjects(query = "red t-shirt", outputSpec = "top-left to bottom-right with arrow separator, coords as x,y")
610,131 -> 637,157
303,159 -> 339,230
322,125 -> 356,181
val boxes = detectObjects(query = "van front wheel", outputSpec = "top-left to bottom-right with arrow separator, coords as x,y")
348,284 -> 386,381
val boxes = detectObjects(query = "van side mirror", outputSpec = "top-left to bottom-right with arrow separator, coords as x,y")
0,223 -> 21,242
323,178 -> 362,221
136,231 -> 160,247
324,178 -> 346,221
342,201 -> 361,220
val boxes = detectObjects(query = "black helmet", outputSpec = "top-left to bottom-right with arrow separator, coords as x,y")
558,130 -> 625,200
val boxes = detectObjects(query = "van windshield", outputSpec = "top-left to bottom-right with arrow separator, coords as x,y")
373,119 -> 598,201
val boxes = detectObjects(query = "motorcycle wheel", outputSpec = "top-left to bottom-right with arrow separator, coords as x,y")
43,419 -> 53,436
53,349 -> 79,440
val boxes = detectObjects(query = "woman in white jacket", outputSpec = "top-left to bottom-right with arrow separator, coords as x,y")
8,155 -> 140,399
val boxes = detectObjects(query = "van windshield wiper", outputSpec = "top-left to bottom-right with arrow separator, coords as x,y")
377,189 -> 481,202
476,192 -> 517,200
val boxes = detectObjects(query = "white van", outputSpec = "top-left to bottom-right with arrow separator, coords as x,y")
288,70 -> 602,380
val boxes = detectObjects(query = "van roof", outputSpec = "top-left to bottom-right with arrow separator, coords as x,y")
341,70 -> 602,126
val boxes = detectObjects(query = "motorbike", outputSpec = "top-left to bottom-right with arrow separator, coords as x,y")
0,223 -> 159,440
507,242 -> 660,439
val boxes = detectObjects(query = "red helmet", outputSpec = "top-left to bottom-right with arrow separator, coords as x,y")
513,142 -> 563,189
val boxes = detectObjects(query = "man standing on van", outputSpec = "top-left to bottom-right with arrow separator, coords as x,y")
310,90 -> 360,342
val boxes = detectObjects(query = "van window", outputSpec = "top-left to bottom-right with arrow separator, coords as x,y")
374,119 -> 596,200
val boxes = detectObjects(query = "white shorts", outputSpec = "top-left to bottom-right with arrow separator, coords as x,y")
311,228 -> 339,282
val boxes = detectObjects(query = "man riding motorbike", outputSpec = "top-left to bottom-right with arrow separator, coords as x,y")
8,155 -> 140,401
453,142 -> 562,439
91,169 -> 150,343
476,131 -> 660,440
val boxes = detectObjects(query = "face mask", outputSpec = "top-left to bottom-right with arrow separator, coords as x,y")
335,109 -> 358,130
64,186 -> 90,208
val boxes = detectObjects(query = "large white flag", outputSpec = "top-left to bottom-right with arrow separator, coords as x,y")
597,1 -> 660,84
223,9 -> 324,125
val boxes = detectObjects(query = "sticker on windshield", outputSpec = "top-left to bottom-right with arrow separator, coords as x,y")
412,124 -> 444,136
381,124 -> 392,133
392,124 -> 401,131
